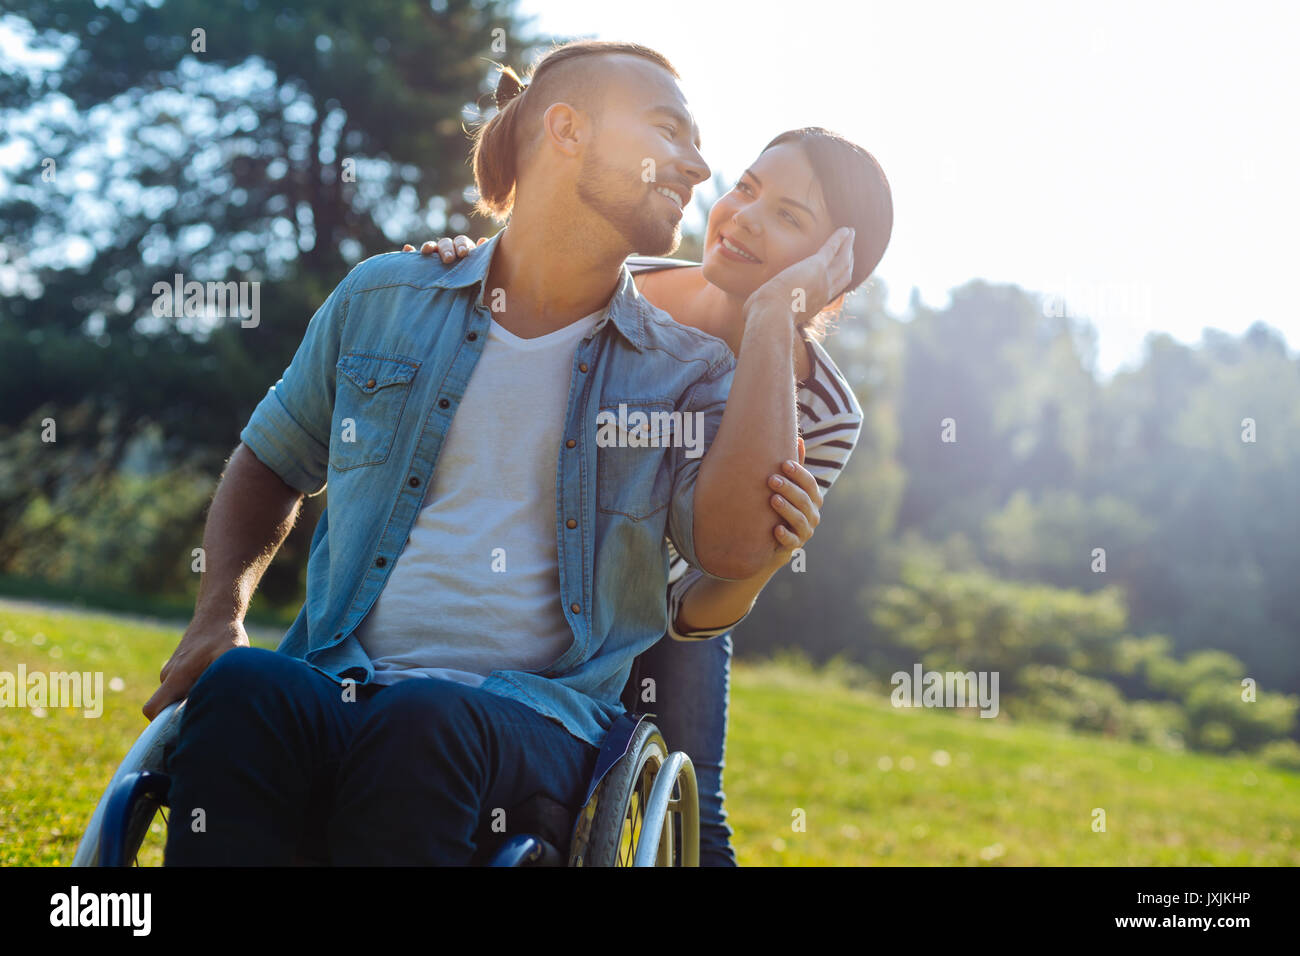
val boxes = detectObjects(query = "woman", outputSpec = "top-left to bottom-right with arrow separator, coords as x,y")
406,126 -> 893,865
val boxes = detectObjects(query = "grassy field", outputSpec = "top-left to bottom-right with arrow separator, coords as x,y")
2,598 -> 1297,866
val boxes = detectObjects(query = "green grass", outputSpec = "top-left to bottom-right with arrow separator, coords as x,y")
2,600 -> 1297,866
727,664 -> 1299,865
0,574 -> 299,631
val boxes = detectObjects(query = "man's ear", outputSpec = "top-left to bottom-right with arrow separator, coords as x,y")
541,102 -> 586,158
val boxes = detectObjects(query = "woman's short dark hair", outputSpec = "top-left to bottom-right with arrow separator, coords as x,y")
760,127 -> 893,339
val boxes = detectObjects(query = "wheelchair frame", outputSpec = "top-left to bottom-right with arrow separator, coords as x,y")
72,693 -> 699,868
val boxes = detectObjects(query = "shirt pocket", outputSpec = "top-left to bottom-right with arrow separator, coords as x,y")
595,399 -> 676,521
330,351 -> 422,471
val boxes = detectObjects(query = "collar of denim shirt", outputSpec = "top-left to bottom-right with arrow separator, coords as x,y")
427,229 -> 652,353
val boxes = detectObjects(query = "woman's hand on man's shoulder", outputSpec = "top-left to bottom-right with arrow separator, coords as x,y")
399,235 -> 487,263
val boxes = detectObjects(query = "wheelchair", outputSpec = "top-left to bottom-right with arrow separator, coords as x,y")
71,654 -> 698,867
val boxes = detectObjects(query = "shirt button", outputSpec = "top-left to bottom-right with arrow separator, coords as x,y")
578,363 -> 588,373
439,398 -> 450,408
375,557 -> 387,568
565,439 -> 576,448
570,602 -> 581,614
365,378 -> 376,389
408,476 -> 420,487
467,331 -> 477,341
566,518 -> 577,529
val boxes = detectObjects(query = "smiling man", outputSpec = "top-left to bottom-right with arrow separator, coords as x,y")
148,39 -> 802,865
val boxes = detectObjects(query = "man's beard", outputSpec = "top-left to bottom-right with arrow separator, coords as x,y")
575,150 -> 681,256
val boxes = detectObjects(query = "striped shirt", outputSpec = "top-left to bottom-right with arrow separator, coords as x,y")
627,256 -> 865,641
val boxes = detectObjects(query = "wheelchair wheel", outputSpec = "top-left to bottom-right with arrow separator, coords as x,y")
74,700 -> 185,867
571,718 -> 699,866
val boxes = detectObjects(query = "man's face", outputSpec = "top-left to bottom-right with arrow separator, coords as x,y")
574,59 -> 710,256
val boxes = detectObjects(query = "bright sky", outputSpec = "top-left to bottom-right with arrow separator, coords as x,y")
4,3 -> 1296,377
516,0 -> 1300,376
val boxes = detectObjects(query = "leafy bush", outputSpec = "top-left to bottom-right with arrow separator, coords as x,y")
1258,740 -> 1300,773
4,464 -> 213,600
1182,678 -> 1298,753
1012,664 -> 1187,749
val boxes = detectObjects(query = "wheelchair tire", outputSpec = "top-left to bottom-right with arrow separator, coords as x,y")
575,718 -> 674,866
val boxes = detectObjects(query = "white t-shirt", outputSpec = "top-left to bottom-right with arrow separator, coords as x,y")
355,308 -> 604,686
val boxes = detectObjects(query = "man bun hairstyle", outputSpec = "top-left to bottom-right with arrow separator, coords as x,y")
471,40 -> 680,222
760,128 -> 893,340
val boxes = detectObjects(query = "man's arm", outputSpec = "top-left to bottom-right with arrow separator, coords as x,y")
141,259 -> 361,720
691,305 -> 798,580
142,443 -> 304,720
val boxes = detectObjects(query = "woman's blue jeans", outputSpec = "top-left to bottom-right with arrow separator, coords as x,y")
632,631 -> 737,867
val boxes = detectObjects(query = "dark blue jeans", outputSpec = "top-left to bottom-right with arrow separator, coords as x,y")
633,632 -> 736,867
163,647 -> 599,865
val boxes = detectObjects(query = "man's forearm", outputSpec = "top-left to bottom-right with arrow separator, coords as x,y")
694,304 -> 799,579
192,442 -> 304,625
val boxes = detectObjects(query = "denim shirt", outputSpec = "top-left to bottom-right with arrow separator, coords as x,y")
238,232 -> 736,747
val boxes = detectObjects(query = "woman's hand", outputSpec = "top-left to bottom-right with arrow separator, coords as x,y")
671,436 -> 823,634
744,225 -> 855,319
401,235 -> 487,263
765,436 -> 822,561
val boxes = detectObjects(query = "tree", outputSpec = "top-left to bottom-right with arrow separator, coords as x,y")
0,0 -> 545,590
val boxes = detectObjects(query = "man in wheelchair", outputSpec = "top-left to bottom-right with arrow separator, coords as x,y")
141,40 -> 800,865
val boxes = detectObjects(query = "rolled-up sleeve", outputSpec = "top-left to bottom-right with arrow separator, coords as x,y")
665,354 -> 734,577
239,268 -> 357,497
665,565 -> 751,641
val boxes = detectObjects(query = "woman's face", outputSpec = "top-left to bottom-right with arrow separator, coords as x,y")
700,141 -> 836,299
